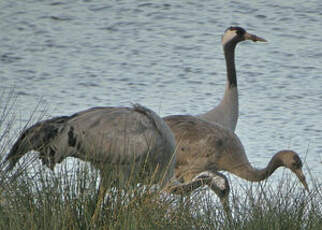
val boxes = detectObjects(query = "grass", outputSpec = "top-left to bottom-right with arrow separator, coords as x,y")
0,91 -> 321,230
1,163 -> 321,230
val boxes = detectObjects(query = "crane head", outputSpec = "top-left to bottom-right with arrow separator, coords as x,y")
222,26 -> 267,46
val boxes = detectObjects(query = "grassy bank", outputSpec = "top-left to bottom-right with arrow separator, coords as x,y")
1,161 -> 321,230
0,92 -> 321,230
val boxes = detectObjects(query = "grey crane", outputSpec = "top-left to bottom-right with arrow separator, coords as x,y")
4,105 -> 176,183
198,26 -> 267,131
3,104 -> 178,222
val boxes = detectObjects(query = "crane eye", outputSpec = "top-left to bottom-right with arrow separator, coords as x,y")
292,162 -> 301,169
292,155 -> 303,169
236,30 -> 244,36
228,27 -> 246,36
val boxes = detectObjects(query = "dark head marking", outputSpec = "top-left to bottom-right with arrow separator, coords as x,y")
292,154 -> 303,169
227,26 -> 246,36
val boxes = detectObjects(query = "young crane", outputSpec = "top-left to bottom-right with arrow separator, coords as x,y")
164,115 -> 309,205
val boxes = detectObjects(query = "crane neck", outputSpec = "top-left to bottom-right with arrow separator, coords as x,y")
197,42 -> 239,131
229,154 -> 283,182
223,42 -> 237,88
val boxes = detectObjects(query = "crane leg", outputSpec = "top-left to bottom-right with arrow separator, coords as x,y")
90,181 -> 107,225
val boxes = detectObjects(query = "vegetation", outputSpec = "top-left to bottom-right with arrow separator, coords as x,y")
0,91 -> 321,230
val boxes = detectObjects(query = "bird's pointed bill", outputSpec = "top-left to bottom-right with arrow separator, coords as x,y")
244,32 -> 267,42
293,168 -> 309,191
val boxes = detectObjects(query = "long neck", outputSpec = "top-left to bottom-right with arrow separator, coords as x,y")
198,42 -> 239,131
230,154 -> 283,182
224,43 -> 237,88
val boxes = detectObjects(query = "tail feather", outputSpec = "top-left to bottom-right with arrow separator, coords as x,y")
3,116 -> 69,172
132,104 -> 175,142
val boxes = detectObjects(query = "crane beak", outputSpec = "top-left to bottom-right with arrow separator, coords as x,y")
244,32 -> 267,42
293,168 -> 309,191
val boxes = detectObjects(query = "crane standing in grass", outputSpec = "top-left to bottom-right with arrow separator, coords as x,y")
164,115 -> 309,193
4,104 -> 176,185
3,104 -> 178,223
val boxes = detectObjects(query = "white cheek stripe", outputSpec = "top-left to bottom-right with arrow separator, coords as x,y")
212,175 -> 227,190
222,30 -> 237,46
192,171 -> 227,190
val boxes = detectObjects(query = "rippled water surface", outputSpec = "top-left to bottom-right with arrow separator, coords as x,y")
1,0 -> 321,185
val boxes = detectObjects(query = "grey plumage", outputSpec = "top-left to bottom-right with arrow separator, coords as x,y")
198,26 -> 267,131
164,27 -> 268,209
164,115 -> 309,194
3,104 -> 182,223
4,104 -> 176,186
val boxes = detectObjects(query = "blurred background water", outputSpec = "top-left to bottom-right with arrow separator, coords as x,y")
0,0 -> 321,190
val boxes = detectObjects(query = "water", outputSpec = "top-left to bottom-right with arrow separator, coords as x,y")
1,0 -> 321,188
